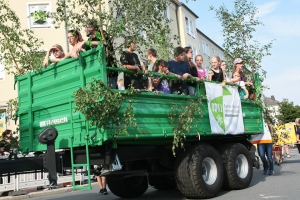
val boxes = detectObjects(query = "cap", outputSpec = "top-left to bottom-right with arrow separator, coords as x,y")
234,58 -> 244,65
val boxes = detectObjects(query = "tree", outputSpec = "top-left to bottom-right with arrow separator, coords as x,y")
277,99 -> 300,123
210,0 -> 274,81
0,0 -> 44,76
50,0 -> 181,63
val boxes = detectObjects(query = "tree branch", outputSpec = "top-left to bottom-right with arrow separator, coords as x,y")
1,30 -> 22,76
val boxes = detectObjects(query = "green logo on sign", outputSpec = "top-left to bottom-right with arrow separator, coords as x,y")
210,87 -> 231,132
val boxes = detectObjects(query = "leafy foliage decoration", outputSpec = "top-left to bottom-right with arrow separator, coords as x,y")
168,97 -> 203,156
50,0 -> 179,64
73,79 -> 138,137
210,0 -> 274,81
0,0 -> 44,76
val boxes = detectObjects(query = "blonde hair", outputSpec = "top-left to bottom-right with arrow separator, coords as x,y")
52,44 -> 65,57
211,55 -> 221,62
295,118 -> 300,125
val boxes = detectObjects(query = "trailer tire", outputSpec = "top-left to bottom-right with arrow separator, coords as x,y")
149,175 -> 177,190
106,175 -> 148,198
175,144 -> 223,199
218,143 -> 253,190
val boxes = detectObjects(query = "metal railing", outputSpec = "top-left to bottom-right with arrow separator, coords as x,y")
0,170 -> 85,193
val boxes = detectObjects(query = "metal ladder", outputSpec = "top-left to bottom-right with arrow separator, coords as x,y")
69,98 -> 93,190
69,133 -> 92,190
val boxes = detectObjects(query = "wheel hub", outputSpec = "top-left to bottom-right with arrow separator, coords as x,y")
202,157 -> 218,185
235,154 -> 248,178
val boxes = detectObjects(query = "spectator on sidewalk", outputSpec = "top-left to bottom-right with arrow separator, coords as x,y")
251,121 -> 275,175
295,118 -> 300,154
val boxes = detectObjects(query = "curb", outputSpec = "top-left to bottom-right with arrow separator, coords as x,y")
1,182 -> 99,199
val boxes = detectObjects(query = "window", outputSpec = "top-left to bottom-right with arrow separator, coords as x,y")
185,17 -> 189,34
192,46 -> 197,61
185,16 -> 195,37
198,37 -> 201,53
218,52 -> 224,60
27,2 -> 52,28
202,41 -> 210,56
163,7 -> 170,19
188,45 -> 197,61
189,20 -> 194,36
0,61 -> 4,81
206,43 -> 210,56
212,48 -> 215,54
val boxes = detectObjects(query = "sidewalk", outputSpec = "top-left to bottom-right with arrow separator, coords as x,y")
0,182 -> 99,199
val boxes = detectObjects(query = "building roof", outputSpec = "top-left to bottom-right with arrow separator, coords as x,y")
196,29 -> 224,51
178,2 -> 199,18
264,95 -> 279,106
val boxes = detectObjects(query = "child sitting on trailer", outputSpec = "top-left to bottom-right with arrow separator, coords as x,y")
230,70 -> 249,100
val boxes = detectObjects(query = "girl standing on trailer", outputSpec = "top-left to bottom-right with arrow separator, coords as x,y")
184,47 -> 198,96
195,55 -> 206,80
208,55 -> 226,86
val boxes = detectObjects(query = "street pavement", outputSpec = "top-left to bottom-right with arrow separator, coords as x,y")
4,148 -> 300,200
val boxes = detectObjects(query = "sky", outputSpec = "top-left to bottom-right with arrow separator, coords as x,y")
185,0 -> 300,106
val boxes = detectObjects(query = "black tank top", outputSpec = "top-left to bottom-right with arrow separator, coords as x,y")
211,68 -> 223,82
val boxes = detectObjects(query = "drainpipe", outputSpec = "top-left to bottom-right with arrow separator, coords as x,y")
64,0 -> 69,52
175,1 -> 181,44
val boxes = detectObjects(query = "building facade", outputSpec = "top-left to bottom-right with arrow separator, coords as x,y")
169,1 -> 224,69
264,95 -> 280,124
1,0 -> 224,131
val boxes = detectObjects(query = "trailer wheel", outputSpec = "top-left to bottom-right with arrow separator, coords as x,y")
149,175 -> 177,190
218,143 -> 253,190
106,175 -> 148,198
175,144 -> 223,199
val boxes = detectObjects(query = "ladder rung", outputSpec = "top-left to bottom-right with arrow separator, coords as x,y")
72,164 -> 89,167
73,186 -> 92,190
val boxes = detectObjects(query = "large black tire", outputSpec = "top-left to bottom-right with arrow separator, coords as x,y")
149,175 -> 177,190
106,175 -> 148,198
218,143 -> 253,190
175,144 -> 224,199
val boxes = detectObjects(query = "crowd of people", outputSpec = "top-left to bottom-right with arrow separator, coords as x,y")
43,19 -> 255,99
120,43 -> 254,98
254,118 -> 300,176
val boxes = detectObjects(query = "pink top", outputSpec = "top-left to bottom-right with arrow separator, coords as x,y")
197,67 -> 206,79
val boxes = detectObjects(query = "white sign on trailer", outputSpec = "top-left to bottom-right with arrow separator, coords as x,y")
205,82 -> 244,135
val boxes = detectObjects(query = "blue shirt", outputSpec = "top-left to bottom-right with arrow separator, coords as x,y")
167,60 -> 191,89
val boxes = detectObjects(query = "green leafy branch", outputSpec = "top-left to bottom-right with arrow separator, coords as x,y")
0,0 -> 44,76
73,79 -> 137,136
168,98 -> 203,156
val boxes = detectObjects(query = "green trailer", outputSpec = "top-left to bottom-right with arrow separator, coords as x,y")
3,46 -> 263,199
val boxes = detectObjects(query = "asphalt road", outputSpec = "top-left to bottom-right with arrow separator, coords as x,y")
26,148 -> 300,200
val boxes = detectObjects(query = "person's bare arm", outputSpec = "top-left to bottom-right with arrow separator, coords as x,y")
123,65 -> 141,74
70,43 -> 86,59
208,70 -> 214,81
182,73 -> 192,80
43,50 -> 51,68
244,81 -> 253,86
